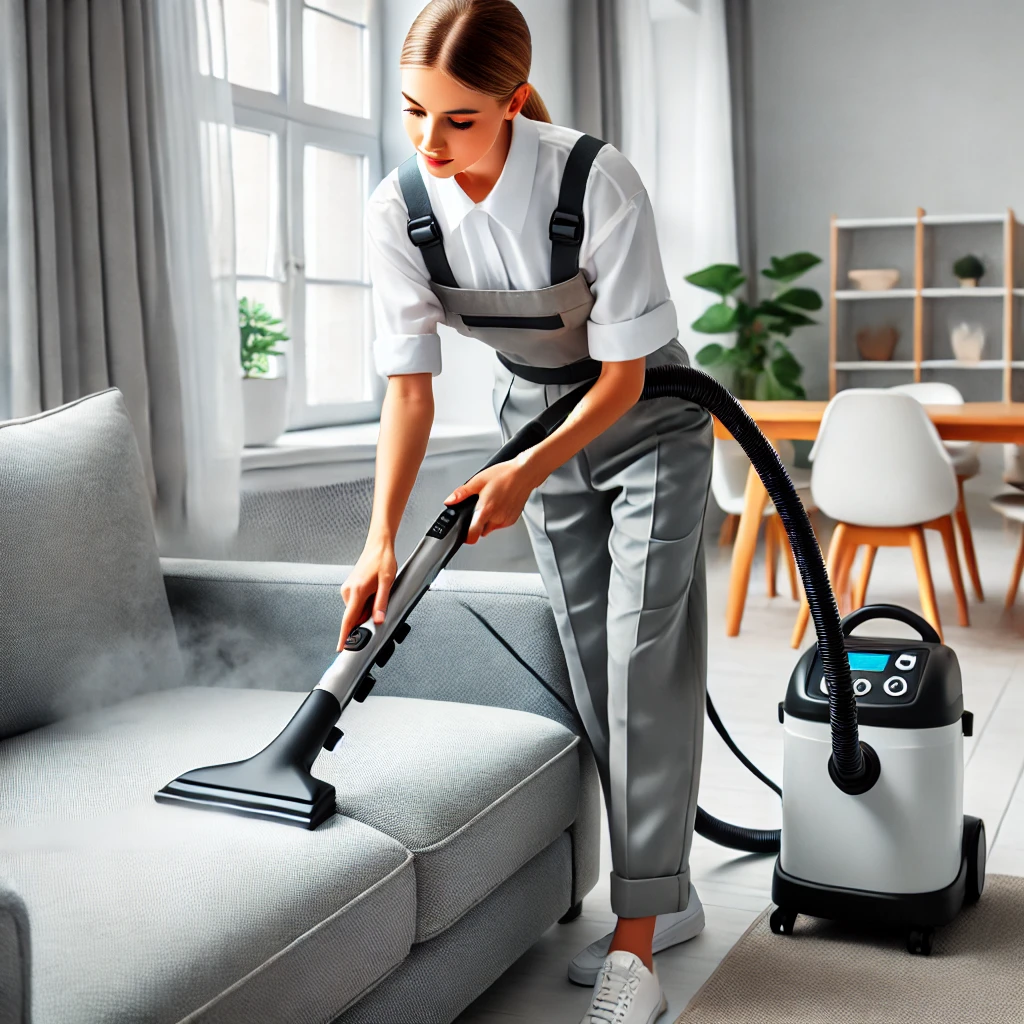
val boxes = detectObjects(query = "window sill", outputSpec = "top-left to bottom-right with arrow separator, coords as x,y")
240,421 -> 502,492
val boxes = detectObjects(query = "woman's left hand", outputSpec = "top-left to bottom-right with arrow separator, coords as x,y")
443,457 -> 538,544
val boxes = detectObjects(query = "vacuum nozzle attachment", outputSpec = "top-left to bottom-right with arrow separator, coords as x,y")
155,689 -> 342,829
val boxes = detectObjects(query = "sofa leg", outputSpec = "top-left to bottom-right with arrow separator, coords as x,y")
559,901 -> 583,924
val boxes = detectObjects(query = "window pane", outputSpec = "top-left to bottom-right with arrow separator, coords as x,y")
305,284 -> 371,404
309,0 -> 367,23
232,128 -> 278,278
303,8 -> 365,117
304,147 -> 365,281
225,0 -> 277,92
237,280 -> 287,376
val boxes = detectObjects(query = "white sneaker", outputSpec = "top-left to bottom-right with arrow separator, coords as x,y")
579,950 -> 667,1024
568,884 -> 705,986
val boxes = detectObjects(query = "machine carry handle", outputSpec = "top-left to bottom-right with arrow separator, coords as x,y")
839,604 -> 941,644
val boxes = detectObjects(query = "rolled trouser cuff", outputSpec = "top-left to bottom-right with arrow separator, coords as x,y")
610,867 -> 691,919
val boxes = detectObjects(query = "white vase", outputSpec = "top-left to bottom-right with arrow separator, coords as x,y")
242,375 -> 289,446
950,323 -> 985,363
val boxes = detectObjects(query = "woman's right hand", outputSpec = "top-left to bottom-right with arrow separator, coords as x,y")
337,536 -> 398,652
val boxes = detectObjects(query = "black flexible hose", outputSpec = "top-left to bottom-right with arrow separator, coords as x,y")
639,366 -> 864,782
695,806 -> 780,855
706,693 -> 781,797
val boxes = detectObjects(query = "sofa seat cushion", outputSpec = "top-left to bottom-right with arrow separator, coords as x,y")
331,695 -> 581,941
0,687 -> 416,1024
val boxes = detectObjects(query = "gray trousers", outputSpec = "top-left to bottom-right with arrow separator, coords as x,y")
492,340 -> 714,919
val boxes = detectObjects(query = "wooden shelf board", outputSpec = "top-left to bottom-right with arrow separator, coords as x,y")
836,289 -> 916,300
920,360 -> 1005,369
920,213 -> 1007,226
922,287 -> 1007,298
835,361 -> 916,371
835,217 -> 917,229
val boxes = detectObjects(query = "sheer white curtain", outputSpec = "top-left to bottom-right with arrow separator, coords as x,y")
649,0 -> 738,357
150,0 -> 241,557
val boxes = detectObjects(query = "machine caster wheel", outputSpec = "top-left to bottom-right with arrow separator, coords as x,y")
964,817 -> 986,904
907,928 -> 934,956
769,907 -> 797,935
559,901 -> 583,924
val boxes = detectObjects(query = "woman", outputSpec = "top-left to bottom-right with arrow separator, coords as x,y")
337,1 -> 713,1020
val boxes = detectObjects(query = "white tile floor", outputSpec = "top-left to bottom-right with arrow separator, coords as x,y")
455,489 -> 1024,1024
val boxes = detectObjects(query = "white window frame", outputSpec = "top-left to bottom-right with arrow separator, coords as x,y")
230,0 -> 385,430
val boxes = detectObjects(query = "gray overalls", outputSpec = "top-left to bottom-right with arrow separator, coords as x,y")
398,134 -> 713,919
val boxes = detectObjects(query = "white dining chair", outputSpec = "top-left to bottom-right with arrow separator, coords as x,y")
990,490 -> 1024,608
712,437 -> 814,600
791,389 -> 967,647
889,381 -> 984,601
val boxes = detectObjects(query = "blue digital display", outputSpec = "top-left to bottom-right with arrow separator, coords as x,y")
848,652 -> 889,672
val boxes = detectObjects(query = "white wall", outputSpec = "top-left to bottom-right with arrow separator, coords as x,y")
377,0 -> 574,426
749,0 -> 1024,400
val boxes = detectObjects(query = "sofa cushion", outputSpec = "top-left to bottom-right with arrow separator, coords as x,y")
331,695 -> 580,941
0,687 -> 416,1024
0,388 -> 183,739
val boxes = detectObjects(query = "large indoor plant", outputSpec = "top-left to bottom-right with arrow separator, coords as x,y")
240,296 -> 290,447
687,252 -> 823,400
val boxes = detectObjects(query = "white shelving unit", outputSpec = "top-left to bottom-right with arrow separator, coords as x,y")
829,208 -> 1024,401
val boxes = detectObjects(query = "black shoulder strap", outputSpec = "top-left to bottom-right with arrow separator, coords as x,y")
549,134 -> 607,286
397,155 -> 459,288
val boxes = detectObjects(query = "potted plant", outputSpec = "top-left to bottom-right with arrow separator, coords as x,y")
687,251 -> 823,399
953,254 -> 985,288
240,296 -> 290,447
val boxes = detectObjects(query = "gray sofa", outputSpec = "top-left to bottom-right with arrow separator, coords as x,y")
0,388 -> 601,1024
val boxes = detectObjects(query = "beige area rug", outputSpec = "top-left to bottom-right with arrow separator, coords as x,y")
676,874 -> 1024,1024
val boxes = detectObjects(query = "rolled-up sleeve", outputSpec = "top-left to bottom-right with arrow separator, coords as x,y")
583,187 -> 678,362
366,192 -> 445,376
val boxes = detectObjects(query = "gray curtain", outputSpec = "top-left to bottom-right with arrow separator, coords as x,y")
2,0 -> 186,532
724,0 -> 756,299
571,0 -> 622,148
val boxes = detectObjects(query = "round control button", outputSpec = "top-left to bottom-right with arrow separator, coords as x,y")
853,678 -> 872,697
895,653 -> 917,671
883,676 -> 908,697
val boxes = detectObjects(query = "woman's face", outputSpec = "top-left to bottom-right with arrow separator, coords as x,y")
400,66 -> 529,177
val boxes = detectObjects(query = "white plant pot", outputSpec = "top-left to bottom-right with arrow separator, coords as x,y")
242,375 -> 289,446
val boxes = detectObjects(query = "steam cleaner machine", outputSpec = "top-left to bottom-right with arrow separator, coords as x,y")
156,365 -> 984,956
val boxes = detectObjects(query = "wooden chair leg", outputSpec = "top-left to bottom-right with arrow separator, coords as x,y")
835,542 -> 858,616
792,522 -> 848,648
908,526 -> 943,642
853,546 -> 877,610
934,514 -> 970,627
955,477 -> 984,602
766,516 -> 778,598
718,513 -> 739,548
781,525 -> 799,600
1007,526 -> 1024,610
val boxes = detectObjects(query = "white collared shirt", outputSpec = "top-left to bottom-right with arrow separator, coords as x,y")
366,113 -> 678,376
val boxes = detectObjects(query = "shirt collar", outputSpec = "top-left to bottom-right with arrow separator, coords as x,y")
418,113 -> 540,238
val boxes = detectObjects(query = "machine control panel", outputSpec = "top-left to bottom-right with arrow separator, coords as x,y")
427,506 -> 461,539
809,649 -> 927,707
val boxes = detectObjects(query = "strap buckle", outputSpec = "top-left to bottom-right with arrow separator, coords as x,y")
549,209 -> 583,244
408,214 -> 442,247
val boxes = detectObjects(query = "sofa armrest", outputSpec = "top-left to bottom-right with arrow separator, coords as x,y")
0,881 -> 30,1024
160,559 -> 579,733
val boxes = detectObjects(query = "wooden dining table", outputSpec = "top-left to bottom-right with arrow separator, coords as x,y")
713,400 -> 1024,636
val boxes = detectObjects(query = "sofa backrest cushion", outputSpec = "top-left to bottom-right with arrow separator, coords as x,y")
0,388 -> 183,738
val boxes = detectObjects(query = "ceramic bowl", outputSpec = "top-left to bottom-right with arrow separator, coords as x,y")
848,268 -> 901,291
856,325 -> 899,361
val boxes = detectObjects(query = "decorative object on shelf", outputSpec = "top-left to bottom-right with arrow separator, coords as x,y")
848,268 -> 900,291
953,254 -> 985,287
240,296 -> 290,447
688,252 -> 822,400
855,325 -> 900,361
951,322 -> 985,363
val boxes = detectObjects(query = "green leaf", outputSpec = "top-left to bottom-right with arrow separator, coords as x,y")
761,252 -> 822,284
770,344 -> 803,386
695,343 -> 729,366
774,287 -> 822,312
685,264 -> 747,297
692,302 -> 739,334
759,301 -> 817,328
